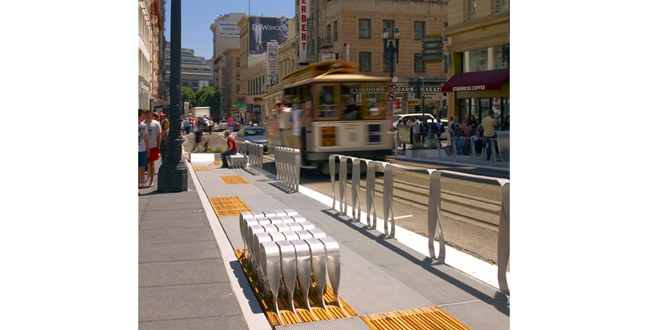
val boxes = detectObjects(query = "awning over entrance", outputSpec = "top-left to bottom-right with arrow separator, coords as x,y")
441,69 -> 509,92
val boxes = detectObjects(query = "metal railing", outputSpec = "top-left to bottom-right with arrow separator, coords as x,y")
226,154 -> 247,169
274,147 -> 301,192
239,141 -> 264,175
239,210 -> 348,323
328,154 -> 510,295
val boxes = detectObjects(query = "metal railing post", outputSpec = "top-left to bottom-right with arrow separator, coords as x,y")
395,130 -> 399,156
351,157 -> 362,221
382,164 -> 395,238
365,160 -> 378,229
293,149 -> 301,192
329,154 -> 339,210
497,179 -> 510,295
339,156 -> 348,215
426,169 -> 445,263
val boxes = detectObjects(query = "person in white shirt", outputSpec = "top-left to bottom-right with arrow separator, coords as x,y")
143,110 -> 162,187
138,110 -> 149,188
291,102 -> 304,149
412,116 -> 421,145
278,100 -> 292,147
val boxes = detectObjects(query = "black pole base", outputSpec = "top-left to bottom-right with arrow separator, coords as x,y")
157,138 -> 188,192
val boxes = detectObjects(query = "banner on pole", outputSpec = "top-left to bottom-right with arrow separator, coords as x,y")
300,0 -> 309,63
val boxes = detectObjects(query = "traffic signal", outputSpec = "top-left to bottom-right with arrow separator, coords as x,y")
414,78 -> 421,99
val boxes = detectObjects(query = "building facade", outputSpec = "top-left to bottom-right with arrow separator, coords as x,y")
163,44 -> 214,94
442,0 -> 509,125
222,48 -> 241,120
298,0 -> 449,115
210,13 -> 245,60
138,0 -> 156,110
238,15 -> 296,121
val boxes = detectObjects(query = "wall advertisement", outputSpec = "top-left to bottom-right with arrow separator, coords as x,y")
218,23 -> 240,38
249,17 -> 289,57
267,41 -> 279,86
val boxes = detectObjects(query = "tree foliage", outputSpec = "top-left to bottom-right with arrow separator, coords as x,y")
181,87 -> 196,109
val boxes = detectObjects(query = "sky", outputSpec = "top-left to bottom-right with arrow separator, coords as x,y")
164,0 -> 296,59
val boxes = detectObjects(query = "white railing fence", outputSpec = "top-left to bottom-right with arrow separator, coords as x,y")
328,154 -> 510,295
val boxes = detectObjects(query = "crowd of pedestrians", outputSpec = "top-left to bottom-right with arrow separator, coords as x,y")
448,112 -> 509,158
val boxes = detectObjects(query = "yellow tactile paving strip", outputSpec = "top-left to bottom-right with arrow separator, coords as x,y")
361,307 -> 471,330
234,250 -> 358,327
192,166 -> 212,171
208,196 -> 252,216
209,161 -> 223,166
220,175 -> 250,185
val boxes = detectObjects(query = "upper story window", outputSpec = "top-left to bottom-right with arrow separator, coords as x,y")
333,21 -> 338,41
383,20 -> 395,39
236,57 -> 240,67
468,0 -> 476,20
414,22 -> 425,41
359,19 -> 371,39
496,0 -> 507,12
462,44 -> 510,73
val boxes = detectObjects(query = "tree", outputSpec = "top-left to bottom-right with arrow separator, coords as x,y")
196,85 -> 214,107
181,87 -> 196,109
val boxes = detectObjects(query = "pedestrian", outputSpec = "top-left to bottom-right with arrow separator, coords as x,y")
184,117 -> 191,134
220,130 -> 238,168
451,116 -> 463,152
435,116 -> 444,139
460,118 -> 472,155
481,110 -> 497,160
194,125 -> 204,150
412,116 -> 421,145
160,117 -> 169,162
143,110 -> 162,187
273,99 -> 292,147
502,115 -> 510,131
429,117 -> 439,140
299,101 -> 312,165
138,109 -> 149,188
291,102 -> 304,149
227,115 -> 233,132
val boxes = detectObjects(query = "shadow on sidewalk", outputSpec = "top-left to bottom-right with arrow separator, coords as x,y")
320,208 -> 510,316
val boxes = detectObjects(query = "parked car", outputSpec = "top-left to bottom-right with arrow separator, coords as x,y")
235,127 -> 267,152
231,121 -> 241,131
218,120 -> 228,131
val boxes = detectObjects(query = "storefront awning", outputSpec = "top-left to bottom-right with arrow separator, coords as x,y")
441,69 -> 509,92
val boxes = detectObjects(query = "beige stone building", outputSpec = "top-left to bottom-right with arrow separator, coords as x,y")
298,0 -> 449,114
442,0 -> 509,126
222,48 -> 241,120
237,15 -> 297,121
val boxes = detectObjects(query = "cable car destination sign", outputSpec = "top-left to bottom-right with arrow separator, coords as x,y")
422,34 -> 443,63
349,86 -> 441,93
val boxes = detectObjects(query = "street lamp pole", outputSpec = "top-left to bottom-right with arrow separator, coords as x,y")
157,0 -> 188,192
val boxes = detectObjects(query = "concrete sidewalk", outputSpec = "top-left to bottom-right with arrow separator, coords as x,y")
138,158 -> 250,330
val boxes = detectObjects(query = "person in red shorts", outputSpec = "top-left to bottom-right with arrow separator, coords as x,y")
143,110 -> 162,187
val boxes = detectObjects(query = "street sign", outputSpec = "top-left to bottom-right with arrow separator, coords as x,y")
422,48 -> 442,54
423,55 -> 443,62
235,104 -> 246,108
422,43 -> 443,49
387,82 -> 397,92
387,93 -> 397,102
422,35 -> 442,43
